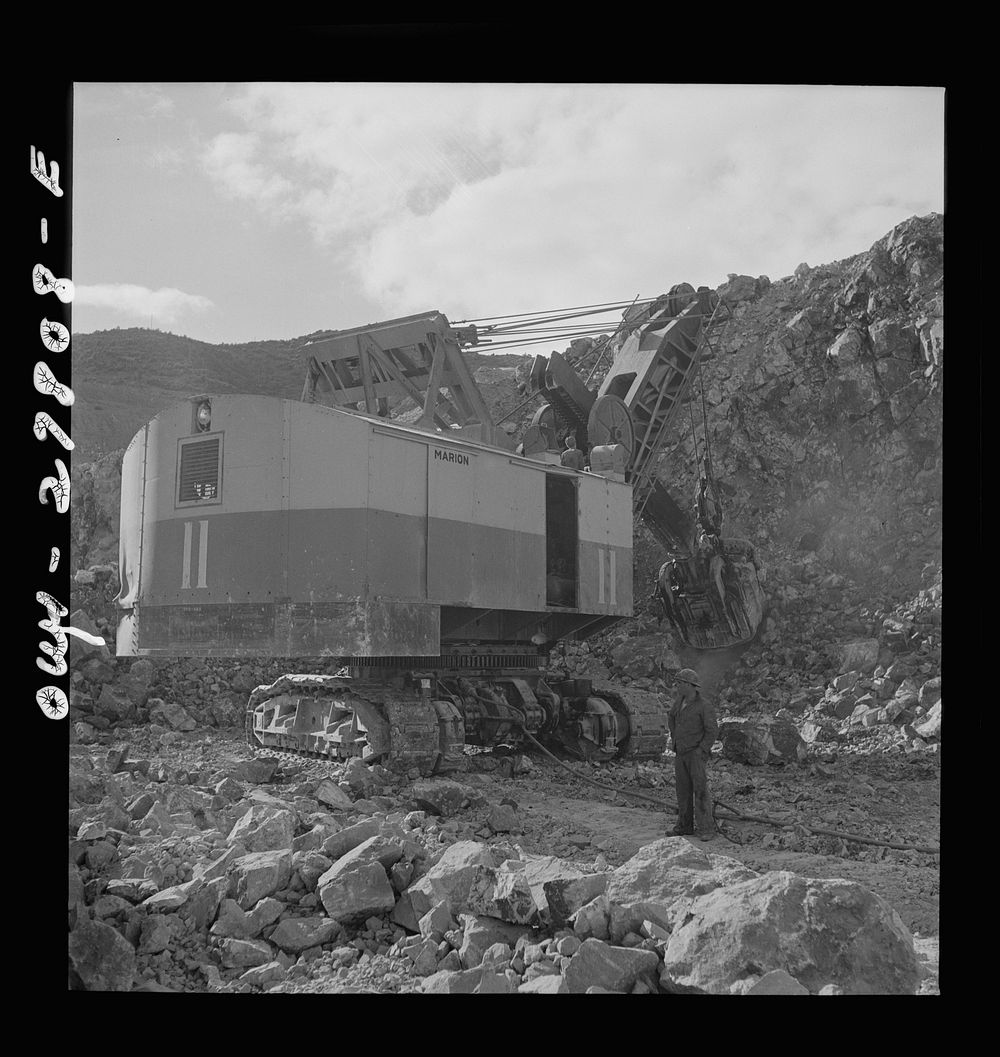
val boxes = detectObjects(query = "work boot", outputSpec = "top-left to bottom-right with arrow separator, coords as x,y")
670,825 -> 694,836
698,831 -> 716,842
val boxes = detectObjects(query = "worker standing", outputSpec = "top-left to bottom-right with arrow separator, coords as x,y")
560,434 -> 586,470
667,668 -> 718,840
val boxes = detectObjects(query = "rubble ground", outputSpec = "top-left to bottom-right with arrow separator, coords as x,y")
68,723 -> 939,995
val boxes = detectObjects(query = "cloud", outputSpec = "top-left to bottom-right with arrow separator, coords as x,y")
203,84 -> 944,323
75,284 -> 214,324
204,132 -> 295,207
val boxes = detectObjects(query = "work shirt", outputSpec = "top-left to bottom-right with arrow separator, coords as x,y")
560,448 -> 586,470
667,692 -> 718,755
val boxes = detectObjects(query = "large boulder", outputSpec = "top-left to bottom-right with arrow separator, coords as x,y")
137,800 -> 176,836
915,700 -> 941,740
826,327 -> 864,364
341,757 -> 379,796
457,913 -> 529,969
227,805 -> 296,852
95,685 -> 133,722
465,861 -> 540,926
230,850 -> 292,909
314,779 -> 354,810
605,838 -> 757,934
420,966 -> 512,994
317,835 -> 404,886
405,841 -> 496,919
747,969 -> 810,994
68,915 -> 136,991
142,879 -> 201,912
660,871 -> 920,994
219,938 -> 273,969
321,819 -> 380,861
194,845 -> 243,883
563,938 -> 660,994
148,698 -> 196,731
519,974 -> 569,993
240,961 -> 286,989
717,274 -> 759,304
318,862 -> 396,923
294,851 -> 333,891
571,894 -> 612,941
119,659 -> 154,707
837,639 -> 881,675
178,875 -> 229,934
138,914 -> 181,954
918,677 -> 941,709
487,803 -> 519,833
520,854 -> 609,928
269,916 -> 340,953
211,899 -> 256,940
411,779 -> 479,817
230,757 -> 280,784
718,717 -> 806,766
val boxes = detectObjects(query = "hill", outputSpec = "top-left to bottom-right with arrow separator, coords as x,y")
70,326 -> 527,462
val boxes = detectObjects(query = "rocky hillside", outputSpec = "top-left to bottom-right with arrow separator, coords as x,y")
648,213 -> 942,598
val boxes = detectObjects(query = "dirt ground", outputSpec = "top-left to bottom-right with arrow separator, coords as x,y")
467,750 -> 941,937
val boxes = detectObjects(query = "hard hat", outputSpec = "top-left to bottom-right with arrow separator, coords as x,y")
676,668 -> 700,687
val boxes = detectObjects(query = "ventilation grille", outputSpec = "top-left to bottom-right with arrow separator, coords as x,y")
178,437 -> 221,502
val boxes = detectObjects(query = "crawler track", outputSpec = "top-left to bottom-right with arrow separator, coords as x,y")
245,674 -> 673,776
245,674 -> 445,775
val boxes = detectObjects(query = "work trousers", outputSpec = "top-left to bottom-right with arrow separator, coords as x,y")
674,748 -> 715,835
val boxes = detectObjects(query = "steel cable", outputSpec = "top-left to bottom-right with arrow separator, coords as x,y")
515,729 -> 940,856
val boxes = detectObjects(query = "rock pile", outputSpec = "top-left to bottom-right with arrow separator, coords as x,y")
68,738 -> 930,994
67,622 -> 345,746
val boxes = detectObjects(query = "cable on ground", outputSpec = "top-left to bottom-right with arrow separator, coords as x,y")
516,729 -> 940,856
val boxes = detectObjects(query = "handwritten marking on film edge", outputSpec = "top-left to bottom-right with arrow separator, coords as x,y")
37,686 -> 68,720
34,361 -> 74,405
40,318 -> 69,353
39,457 -> 70,513
34,412 -> 74,450
32,146 -> 91,721
31,146 -> 63,197
32,264 -> 74,303
36,591 -> 105,678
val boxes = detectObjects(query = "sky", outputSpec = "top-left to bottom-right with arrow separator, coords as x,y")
72,83 -> 944,352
